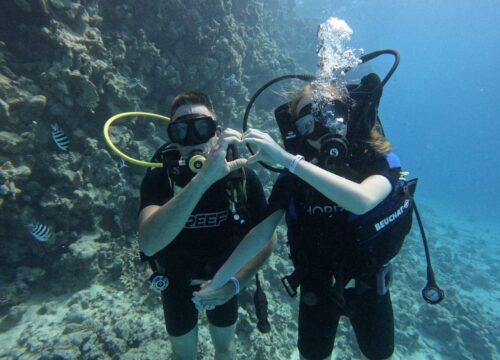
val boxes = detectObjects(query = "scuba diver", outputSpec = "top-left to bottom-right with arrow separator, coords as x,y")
193,63 -> 419,358
138,91 -> 276,360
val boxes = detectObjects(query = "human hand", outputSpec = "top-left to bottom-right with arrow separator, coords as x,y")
199,128 -> 247,183
241,129 -> 291,167
192,280 -> 237,311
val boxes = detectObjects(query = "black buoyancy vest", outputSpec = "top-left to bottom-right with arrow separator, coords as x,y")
282,158 -> 416,296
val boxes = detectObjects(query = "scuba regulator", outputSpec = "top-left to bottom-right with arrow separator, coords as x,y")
160,144 -> 207,177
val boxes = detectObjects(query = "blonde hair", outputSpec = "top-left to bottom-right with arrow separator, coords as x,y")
288,85 -> 312,119
368,123 -> 392,154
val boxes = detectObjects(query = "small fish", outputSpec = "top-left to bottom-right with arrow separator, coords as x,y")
118,158 -> 128,169
223,74 -> 240,87
127,78 -> 148,92
127,78 -> 140,88
51,124 -> 70,151
27,222 -> 51,242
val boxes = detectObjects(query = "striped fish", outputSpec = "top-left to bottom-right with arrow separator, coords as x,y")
27,222 -> 51,242
51,124 -> 70,151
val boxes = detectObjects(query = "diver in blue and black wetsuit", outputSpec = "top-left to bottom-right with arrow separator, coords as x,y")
194,77 -> 404,360
138,91 -> 275,360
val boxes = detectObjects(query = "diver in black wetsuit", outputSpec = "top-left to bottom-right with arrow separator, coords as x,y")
194,81 -> 402,360
138,91 -> 275,360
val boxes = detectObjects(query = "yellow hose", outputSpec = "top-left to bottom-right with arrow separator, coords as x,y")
103,112 -> 171,168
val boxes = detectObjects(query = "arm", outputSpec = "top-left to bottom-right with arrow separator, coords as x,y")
232,167 -> 278,289
286,159 -> 391,215
192,209 -> 283,305
138,174 -> 213,256
233,230 -> 277,289
242,129 -> 391,215
139,129 -> 246,256
211,210 -> 283,289
193,230 -> 278,308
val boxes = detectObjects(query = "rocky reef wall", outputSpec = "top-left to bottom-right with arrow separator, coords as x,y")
0,0 -> 311,310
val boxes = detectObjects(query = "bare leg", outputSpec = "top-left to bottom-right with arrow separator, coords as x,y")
169,326 -> 198,360
209,323 -> 237,360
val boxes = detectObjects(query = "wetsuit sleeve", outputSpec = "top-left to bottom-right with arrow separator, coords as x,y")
267,172 -> 294,213
138,168 -> 173,213
243,167 -> 268,225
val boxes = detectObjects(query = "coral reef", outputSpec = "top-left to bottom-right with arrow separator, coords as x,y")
0,0 -> 305,338
0,0 -> 302,293
1,1 -> 497,359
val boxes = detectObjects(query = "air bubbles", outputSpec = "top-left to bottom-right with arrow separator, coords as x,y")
312,17 -> 363,113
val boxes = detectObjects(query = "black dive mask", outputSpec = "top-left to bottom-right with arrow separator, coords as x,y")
161,145 -> 208,185
294,100 -> 351,164
167,113 -> 217,146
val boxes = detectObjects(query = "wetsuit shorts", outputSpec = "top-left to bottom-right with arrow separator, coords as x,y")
298,276 -> 394,360
161,283 -> 238,337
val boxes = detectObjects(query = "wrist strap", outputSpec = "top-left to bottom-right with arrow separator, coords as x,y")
230,276 -> 241,295
289,155 -> 304,174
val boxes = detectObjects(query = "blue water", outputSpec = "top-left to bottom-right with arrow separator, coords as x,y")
294,0 -> 500,231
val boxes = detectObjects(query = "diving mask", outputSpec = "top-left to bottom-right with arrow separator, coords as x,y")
167,113 -> 217,146
294,100 -> 349,139
294,100 -> 350,164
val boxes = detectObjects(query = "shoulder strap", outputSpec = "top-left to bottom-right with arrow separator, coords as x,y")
281,194 -> 309,297
225,144 -> 249,223
146,142 -> 176,189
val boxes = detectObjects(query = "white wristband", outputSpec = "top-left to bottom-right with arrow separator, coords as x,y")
288,155 -> 304,174
230,276 -> 241,295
